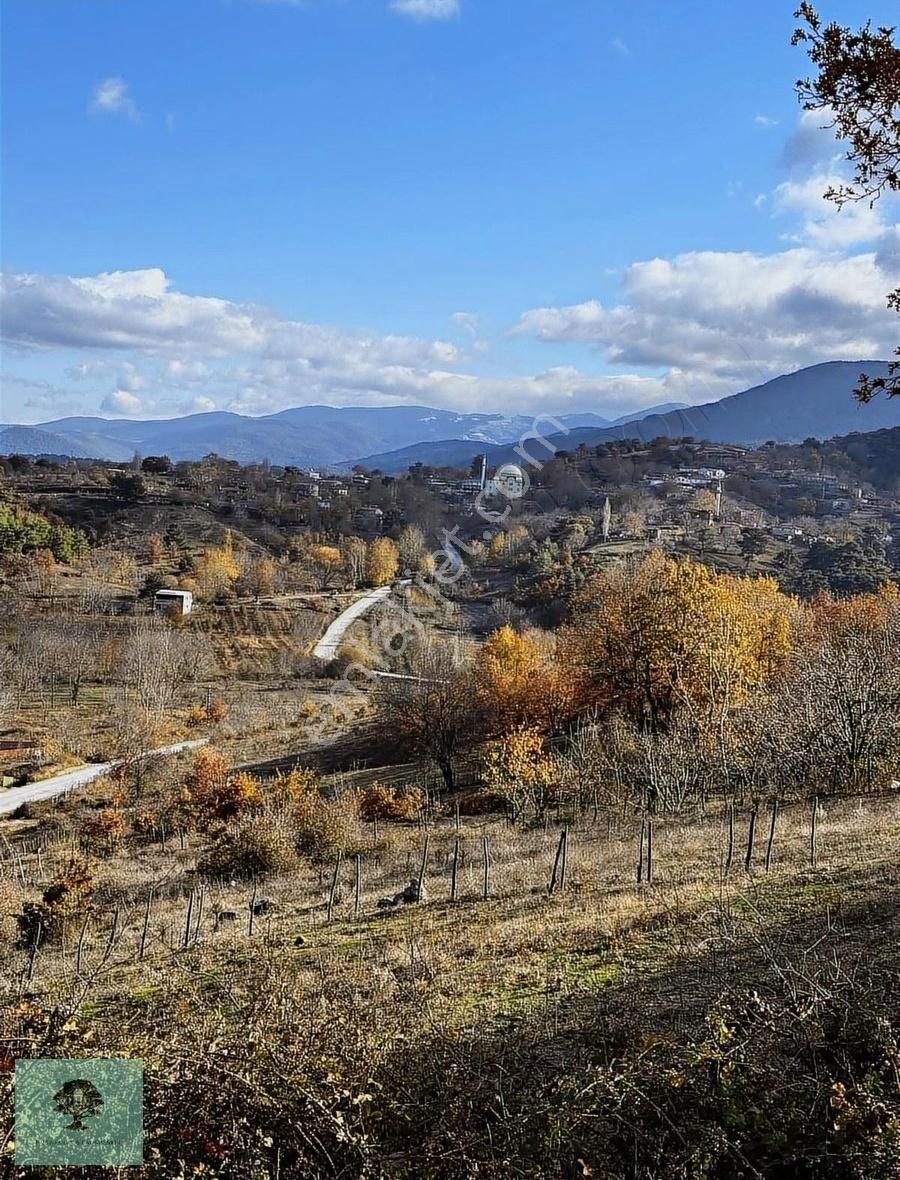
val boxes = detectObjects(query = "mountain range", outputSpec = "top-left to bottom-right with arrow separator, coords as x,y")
339,362 -> 900,473
0,401 -> 687,468
1,363 -> 898,471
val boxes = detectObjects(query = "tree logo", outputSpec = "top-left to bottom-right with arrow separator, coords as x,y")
53,1078 -> 104,1131
15,1059 -> 143,1165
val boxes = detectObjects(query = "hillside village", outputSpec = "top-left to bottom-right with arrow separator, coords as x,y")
1,409 -> 899,1177
5,0 -> 900,1173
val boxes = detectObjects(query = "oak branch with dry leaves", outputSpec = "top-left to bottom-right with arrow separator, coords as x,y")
793,4 -> 900,400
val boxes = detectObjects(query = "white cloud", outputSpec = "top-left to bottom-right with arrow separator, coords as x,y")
513,244 -> 898,389
166,358 -> 211,383
754,114 -> 779,128
188,396 -> 217,413
389,0 -> 459,21
774,170 -> 890,247
782,107 -> 837,169
611,37 -> 631,57
88,77 -> 139,122
101,390 -> 144,416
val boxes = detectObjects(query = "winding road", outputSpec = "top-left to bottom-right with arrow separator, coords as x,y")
0,739 -> 207,816
312,580 -> 411,662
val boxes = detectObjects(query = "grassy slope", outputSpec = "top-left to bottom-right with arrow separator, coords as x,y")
2,792 -> 899,1177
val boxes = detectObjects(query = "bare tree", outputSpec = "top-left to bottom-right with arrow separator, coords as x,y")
378,638 -> 477,793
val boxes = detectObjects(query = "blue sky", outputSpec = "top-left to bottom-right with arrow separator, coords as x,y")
2,0 -> 898,423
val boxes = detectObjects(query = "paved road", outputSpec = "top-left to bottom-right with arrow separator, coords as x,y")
312,581 -> 411,661
0,739 -> 207,816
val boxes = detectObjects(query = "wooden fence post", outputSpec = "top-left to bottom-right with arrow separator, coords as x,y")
725,803 -> 735,873
76,915 -> 90,975
354,854 -> 362,919
182,891 -> 195,950
27,922 -> 42,982
764,800 -> 778,872
193,888 -> 205,944
106,905 -> 120,957
327,853 -> 342,922
560,826 -> 569,891
810,796 -> 819,869
248,883 -> 257,937
139,891 -> 153,960
481,836 -> 490,900
548,829 -> 565,895
450,838 -> 460,902
744,804 -> 758,873
417,835 -> 429,901
646,818 -> 654,884
636,817 -> 646,884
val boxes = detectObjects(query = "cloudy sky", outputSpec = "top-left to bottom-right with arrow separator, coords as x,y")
2,0 -> 898,423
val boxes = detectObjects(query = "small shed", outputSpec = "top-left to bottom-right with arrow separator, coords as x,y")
153,589 -> 194,616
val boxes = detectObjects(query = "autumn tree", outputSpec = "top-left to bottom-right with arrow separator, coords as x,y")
146,533 -> 164,563
482,727 -> 557,821
343,536 -> 367,587
179,746 -> 262,824
563,553 -> 796,733
770,594 -> 900,793
244,556 -> 278,600
366,537 -> 400,586
194,529 -> 240,601
793,5 -> 900,399
478,625 -> 575,733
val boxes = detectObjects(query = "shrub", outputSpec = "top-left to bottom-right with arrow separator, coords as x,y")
359,782 -> 424,823
455,788 -> 507,816
82,807 -> 127,856
270,768 -> 320,805
199,809 -> 300,879
180,747 -> 262,823
17,856 -> 94,948
206,697 -> 227,724
186,704 -> 206,728
294,791 -> 360,863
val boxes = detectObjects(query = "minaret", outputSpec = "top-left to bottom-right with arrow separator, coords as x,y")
480,453 -> 487,491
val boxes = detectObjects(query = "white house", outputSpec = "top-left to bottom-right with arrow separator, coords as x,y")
153,589 -> 193,616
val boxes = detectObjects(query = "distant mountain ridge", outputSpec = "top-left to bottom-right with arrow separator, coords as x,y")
341,363 -> 900,473
0,400 -> 687,467
3,364 -> 897,471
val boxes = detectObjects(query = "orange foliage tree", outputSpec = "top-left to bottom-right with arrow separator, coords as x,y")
563,553 -> 797,732
478,625 -> 576,733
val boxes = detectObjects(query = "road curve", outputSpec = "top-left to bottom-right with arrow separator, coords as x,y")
312,581 -> 411,662
0,739 -> 208,817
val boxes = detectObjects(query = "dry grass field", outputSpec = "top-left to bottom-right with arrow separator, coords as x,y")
2,782 -> 898,1177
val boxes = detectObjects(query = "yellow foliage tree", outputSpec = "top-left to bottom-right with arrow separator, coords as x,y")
483,727 -> 557,820
366,537 -> 400,586
246,557 -> 277,599
194,530 -> 241,601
